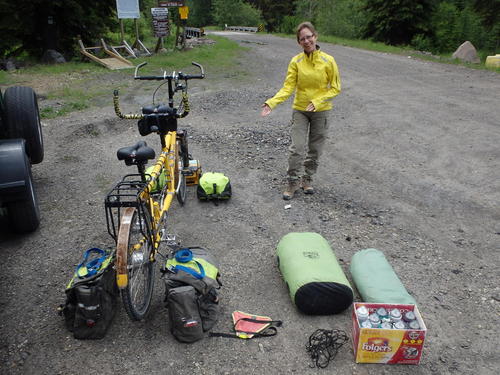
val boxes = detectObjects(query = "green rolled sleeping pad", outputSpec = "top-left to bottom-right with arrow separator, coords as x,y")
276,232 -> 353,315
350,248 -> 416,304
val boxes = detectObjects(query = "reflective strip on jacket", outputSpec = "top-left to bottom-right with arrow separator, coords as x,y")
265,48 -> 341,112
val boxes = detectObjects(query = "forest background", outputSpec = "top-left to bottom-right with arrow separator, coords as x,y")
0,0 -> 498,63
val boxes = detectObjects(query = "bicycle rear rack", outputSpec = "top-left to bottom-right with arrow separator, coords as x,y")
104,174 -> 148,242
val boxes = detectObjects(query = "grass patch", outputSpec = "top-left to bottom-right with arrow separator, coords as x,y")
1,35 -> 246,118
40,86 -> 97,118
41,102 -> 90,119
16,61 -> 103,75
128,35 -> 246,74
0,70 -> 12,85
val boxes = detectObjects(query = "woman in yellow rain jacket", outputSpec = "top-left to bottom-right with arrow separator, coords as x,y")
261,22 -> 341,200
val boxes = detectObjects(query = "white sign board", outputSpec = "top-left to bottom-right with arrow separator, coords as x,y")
116,0 -> 140,19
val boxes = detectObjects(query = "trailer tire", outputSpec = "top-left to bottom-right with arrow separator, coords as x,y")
4,86 -> 44,164
6,151 -> 40,233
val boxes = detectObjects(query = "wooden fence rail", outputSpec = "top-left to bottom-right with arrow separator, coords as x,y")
185,27 -> 204,38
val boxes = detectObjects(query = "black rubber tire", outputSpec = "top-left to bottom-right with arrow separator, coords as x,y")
176,141 -> 187,206
0,89 -> 6,137
6,153 -> 40,233
4,86 -> 44,164
120,209 -> 155,321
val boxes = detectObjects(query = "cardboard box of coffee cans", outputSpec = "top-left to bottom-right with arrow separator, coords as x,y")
352,302 -> 426,364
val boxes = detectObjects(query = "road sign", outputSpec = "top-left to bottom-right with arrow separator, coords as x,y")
159,1 -> 185,7
151,7 -> 169,37
116,0 -> 140,19
179,6 -> 189,20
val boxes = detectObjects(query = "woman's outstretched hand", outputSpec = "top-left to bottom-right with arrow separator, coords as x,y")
261,103 -> 272,117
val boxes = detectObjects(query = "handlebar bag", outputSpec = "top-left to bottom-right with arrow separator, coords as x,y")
138,112 -> 177,136
59,248 -> 118,339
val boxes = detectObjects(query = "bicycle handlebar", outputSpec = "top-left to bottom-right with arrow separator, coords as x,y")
134,61 -> 205,81
114,62 -> 204,120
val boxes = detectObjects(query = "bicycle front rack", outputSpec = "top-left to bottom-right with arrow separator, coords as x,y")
104,174 -> 148,243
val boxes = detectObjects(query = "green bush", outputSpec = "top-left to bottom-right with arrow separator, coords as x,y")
280,15 -> 302,34
316,0 -> 364,40
212,0 -> 263,28
412,34 -> 434,52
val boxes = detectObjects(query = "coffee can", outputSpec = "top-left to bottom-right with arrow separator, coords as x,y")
403,310 -> 416,322
356,305 -> 370,322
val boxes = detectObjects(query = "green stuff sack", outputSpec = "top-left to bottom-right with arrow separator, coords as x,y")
276,232 -> 353,315
146,165 -> 166,193
197,172 -> 231,201
350,248 -> 416,305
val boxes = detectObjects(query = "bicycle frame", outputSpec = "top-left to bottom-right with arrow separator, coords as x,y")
141,130 -> 179,245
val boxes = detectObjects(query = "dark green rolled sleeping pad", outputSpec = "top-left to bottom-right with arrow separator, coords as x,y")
276,232 -> 353,315
350,248 -> 416,304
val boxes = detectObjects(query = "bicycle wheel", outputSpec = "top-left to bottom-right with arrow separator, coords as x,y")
176,140 -> 187,205
117,207 -> 155,321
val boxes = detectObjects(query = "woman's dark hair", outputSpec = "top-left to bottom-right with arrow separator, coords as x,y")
296,22 -> 317,42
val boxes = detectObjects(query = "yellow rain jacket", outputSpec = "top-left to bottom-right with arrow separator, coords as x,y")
265,48 -> 341,112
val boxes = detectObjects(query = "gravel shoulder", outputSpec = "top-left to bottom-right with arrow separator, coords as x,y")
0,32 -> 499,374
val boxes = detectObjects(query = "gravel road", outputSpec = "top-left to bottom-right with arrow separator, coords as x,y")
1,31 -> 499,374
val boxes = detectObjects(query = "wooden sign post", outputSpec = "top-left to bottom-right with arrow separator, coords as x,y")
151,7 -> 170,53
116,0 -> 150,56
158,1 -> 186,50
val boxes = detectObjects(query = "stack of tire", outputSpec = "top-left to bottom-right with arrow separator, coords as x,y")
0,86 -> 43,233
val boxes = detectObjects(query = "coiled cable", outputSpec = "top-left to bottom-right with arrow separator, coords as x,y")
306,329 -> 349,368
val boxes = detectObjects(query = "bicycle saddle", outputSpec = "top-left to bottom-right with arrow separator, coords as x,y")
117,141 -> 155,166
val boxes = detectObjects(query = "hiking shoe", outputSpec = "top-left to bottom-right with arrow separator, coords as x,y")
302,179 -> 314,194
283,182 -> 300,200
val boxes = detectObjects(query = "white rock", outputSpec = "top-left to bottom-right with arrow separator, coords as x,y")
452,41 -> 480,64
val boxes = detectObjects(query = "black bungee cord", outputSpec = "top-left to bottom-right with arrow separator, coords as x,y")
306,329 -> 349,368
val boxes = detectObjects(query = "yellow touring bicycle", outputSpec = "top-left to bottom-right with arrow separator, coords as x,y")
105,62 -> 204,320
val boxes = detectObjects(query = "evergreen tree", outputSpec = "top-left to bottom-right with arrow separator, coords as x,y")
251,0 -> 295,32
185,0 -> 214,27
362,0 -> 434,45
473,0 -> 499,29
294,0 -> 318,24
0,0 -> 117,58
